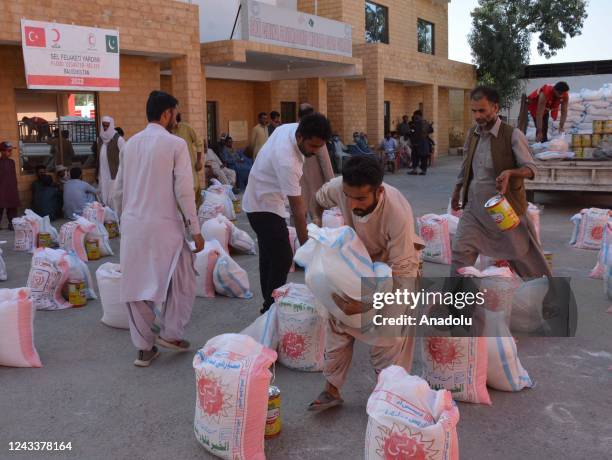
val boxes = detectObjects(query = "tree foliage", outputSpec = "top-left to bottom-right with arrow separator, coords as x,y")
468,0 -> 588,108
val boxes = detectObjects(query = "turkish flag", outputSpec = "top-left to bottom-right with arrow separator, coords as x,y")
25,26 -> 46,47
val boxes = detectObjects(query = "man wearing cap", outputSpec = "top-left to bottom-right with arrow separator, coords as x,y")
96,115 -> 125,208
0,141 -> 20,230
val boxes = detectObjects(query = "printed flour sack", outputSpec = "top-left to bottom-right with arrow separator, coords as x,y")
272,283 -> 325,372
365,366 -> 459,460
198,202 -> 225,227
24,209 -> 59,244
59,217 -> 96,261
294,224 -> 392,329
570,208 -> 610,250
417,214 -> 452,264
96,263 -> 129,329
26,248 -> 71,311
483,308 -> 533,392
193,333 -> 277,460
82,201 -> 106,224
417,336 -> 491,404
204,185 -> 236,220
0,288 -> 42,368
194,240 -> 222,298
12,215 -> 40,252
322,207 -> 344,228
590,221 -> 612,279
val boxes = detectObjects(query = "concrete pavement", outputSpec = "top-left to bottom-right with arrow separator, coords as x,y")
1,155 -> 611,460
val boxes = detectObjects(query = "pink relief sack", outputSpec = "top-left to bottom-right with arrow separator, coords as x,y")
26,248 -> 71,311
419,336 -> 491,405
59,217 -> 96,262
0,287 -> 42,368
417,214 -> 452,265
12,216 -> 40,252
193,333 -> 277,460
365,366 -> 459,460
82,201 -> 106,225
194,243 -> 221,298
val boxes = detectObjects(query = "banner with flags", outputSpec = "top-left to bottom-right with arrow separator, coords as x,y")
21,19 -> 120,92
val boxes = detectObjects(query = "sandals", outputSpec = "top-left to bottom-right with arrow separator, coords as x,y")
155,337 -> 191,351
307,391 -> 344,412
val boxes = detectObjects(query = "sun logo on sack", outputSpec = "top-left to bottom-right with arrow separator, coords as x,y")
426,337 -> 464,371
591,225 -> 603,241
280,330 -> 308,360
375,423 -> 438,460
197,371 -> 232,422
420,226 -> 435,242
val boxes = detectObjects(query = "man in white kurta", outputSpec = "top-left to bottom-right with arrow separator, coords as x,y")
113,91 -> 203,367
97,116 -> 125,207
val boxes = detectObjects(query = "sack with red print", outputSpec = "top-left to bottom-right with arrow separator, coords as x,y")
59,217 -> 96,262
416,336 -> 491,405
26,248 -> 70,311
365,365 -> 459,460
193,333 -> 277,460
0,288 -> 42,368
12,215 -> 40,253
82,201 -> 105,224
273,283 -> 325,372
198,202 -> 224,227
570,208 -> 610,250
590,221 -> 612,279
194,240 -> 222,298
417,214 -> 452,264
203,184 -> 235,220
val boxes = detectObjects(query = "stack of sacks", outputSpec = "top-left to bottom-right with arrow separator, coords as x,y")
550,84 -> 612,135
0,242 -> 6,281
193,334 -> 276,460
201,214 -> 256,255
530,135 -> 574,160
198,202 -> 224,227
59,217 -> 96,261
413,335 -> 491,404
569,208 -> 611,250
365,366 -> 459,460
294,224 -> 392,329
26,248 -> 70,311
63,251 -> 97,300
96,263 -> 129,329
272,283 -> 326,372
203,184 -> 235,221
458,266 -> 532,392
193,240 -> 221,298
322,207 -> 344,228
417,214 -> 452,264
0,288 -> 42,368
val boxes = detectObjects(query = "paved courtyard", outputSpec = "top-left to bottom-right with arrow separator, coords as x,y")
1,155 -> 611,460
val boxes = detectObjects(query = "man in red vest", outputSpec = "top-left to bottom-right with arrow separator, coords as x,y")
527,81 -> 569,142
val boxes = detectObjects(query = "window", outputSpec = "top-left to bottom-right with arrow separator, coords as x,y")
384,101 -> 391,135
16,91 -> 97,175
281,102 -> 297,124
418,19 -> 435,54
365,1 -> 389,44
206,101 -> 218,149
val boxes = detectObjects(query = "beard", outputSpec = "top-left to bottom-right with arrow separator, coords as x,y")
298,141 -> 315,158
352,198 -> 379,217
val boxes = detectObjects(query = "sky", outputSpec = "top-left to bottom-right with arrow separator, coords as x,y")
448,0 -> 610,65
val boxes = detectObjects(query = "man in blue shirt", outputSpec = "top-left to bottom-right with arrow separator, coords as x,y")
63,167 -> 98,219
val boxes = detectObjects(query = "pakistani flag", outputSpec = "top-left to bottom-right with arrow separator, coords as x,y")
105,35 -> 119,53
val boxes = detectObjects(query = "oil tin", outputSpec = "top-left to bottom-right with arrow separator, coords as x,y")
544,251 -> 553,272
68,279 -> 87,307
580,134 -> 592,148
593,120 -> 604,134
574,147 -> 584,159
571,134 -> 582,148
85,239 -> 100,260
232,199 -> 241,215
484,194 -> 520,231
104,221 -> 119,239
591,134 -> 602,148
265,385 -> 281,438
605,120 -> 612,134
37,232 -> 52,248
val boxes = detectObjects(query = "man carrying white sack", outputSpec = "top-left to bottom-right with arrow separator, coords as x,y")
450,86 -> 550,279
113,91 -> 204,367
308,155 -> 424,411
243,113 -> 332,314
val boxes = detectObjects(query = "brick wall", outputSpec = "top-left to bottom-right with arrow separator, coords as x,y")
384,82 -> 410,132
344,79 -> 368,139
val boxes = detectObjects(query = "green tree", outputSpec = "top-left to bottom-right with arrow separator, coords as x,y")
468,0 -> 588,108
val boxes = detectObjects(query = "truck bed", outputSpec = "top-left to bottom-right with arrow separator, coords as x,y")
526,159 -> 612,196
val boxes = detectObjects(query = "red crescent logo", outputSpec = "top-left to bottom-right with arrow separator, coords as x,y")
52,28 -> 60,42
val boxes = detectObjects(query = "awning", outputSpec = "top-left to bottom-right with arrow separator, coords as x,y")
201,40 -> 362,81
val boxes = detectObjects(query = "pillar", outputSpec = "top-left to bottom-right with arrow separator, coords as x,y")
423,84 -> 439,156
171,53 -> 205,140
366,73 -> 384,145
463,89 -> 472,135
